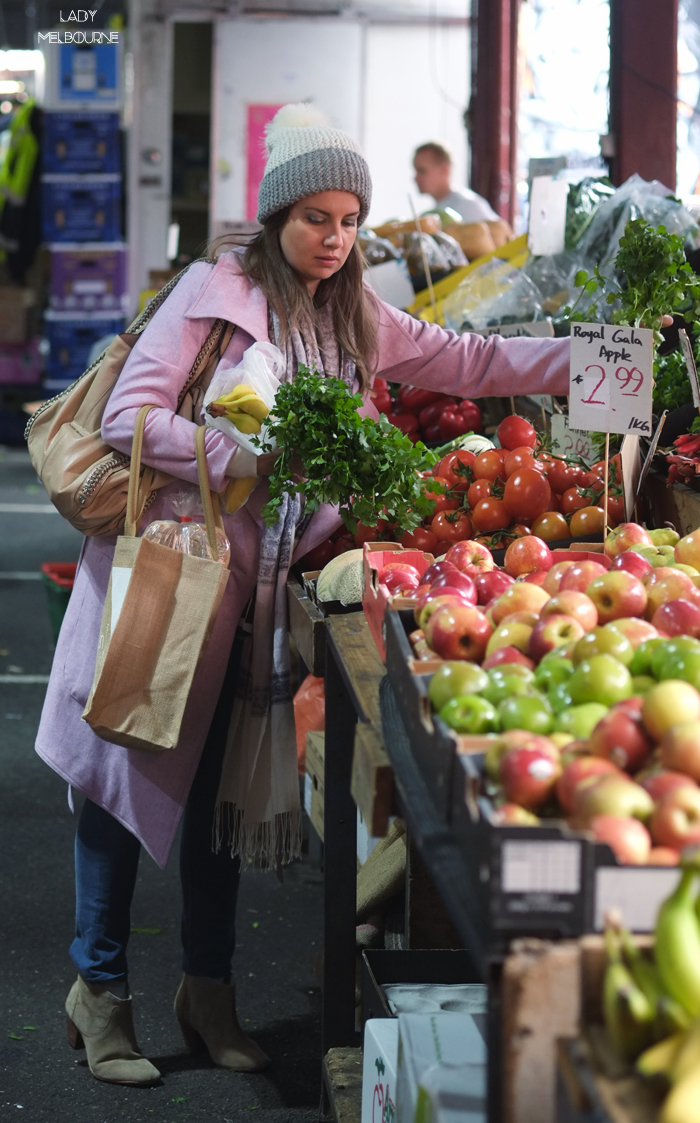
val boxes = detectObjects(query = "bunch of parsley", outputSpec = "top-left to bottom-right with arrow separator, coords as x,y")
256,366 -> 439,533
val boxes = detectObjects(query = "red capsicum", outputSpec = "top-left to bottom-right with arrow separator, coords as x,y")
397,386 -> 446,414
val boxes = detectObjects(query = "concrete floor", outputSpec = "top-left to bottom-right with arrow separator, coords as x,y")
0,446 -> 324,1122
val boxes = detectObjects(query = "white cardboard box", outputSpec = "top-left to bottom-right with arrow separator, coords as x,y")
396,1013 -> 486,1123
362,1018 -> 399,1123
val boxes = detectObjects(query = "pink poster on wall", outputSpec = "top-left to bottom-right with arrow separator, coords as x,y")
246,105 -> 284,221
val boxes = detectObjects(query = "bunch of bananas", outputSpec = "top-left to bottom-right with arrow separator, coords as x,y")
603,858 -> 700,1122
206,383 -> 269,434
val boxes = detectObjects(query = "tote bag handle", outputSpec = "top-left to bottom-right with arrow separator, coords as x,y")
125,404 -> 223,557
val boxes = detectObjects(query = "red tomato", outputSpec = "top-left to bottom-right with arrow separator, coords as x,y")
546,459 -> 581,494
606,494 -> 625,526
580,471 -> 604,498
467,478 -> 493,508
531,511 -> 570,541
471,498 -> 510,533
510,523 -> 532,538
353,518 -> 388,547
547,491 -> 561,512
400,527 -> 440,552
503,468 -> 552,521
497,415 -> 537,451
431,511 -> 474,543
504,447 -> 542,477
430,492 -> 460,514
457,399 -> 482,432
570,506 -> 605,537
438,449 -> 476,491
560,487 -> 588,516
473,449 -> 505,483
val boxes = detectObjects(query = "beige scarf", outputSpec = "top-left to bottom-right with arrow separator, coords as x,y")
214,301 -> 355,869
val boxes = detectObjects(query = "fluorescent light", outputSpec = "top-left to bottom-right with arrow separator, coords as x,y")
0,50 -> 44,72
0,81 -> 23,94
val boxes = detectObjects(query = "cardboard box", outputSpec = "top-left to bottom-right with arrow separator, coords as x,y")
362,1018 -> 399,1123
362,543 -> 435,661
304,730 -> 325,841
395,1013 -> 487,1123
0,288 -> 35,344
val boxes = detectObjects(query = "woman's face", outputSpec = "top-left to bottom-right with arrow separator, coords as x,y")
279,191 -> 361,294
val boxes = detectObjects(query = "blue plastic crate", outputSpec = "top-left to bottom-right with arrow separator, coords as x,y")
42,177 -> 122,243
44,315 -> 123,388
43,112 -> 121,175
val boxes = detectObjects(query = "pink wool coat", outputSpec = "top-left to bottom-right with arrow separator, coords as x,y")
35,250 -> 571,867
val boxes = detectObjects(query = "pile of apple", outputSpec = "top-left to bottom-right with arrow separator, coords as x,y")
380,521 -> 700,866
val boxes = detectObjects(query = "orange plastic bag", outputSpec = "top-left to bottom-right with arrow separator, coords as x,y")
293,675 -> 325,773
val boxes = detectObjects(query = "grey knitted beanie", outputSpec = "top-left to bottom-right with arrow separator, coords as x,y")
257,103 -> 372,225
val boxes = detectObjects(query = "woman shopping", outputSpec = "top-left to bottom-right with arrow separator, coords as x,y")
35,103 -> 573,1087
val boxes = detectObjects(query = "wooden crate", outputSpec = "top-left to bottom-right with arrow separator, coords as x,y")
645,471 -> 700,536
287,576 -> 326,677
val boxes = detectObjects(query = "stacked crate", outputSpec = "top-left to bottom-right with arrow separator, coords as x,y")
41,42 -> 125,391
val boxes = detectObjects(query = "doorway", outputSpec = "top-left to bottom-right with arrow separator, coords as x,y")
171,22 -> 212,262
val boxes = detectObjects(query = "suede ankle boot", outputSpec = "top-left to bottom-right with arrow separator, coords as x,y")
174,974 -> 270,1071
65,975 -> 161,1086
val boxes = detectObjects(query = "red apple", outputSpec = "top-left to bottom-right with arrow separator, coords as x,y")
559,560 -> 608,594
378,563 -> 422,594
482,646 -> 536,672
504,536 -> 553,578
528,614 -> 585,662
650,785 -> 700,848
645,571 -> 700,620
585,571 -> 648,624
611,550 -> 653,579
659,720 -> 700,780
423,560 -> 460,585
605,617 -> 659,650
642,680 -> 700,741
589,704 -> 653,772
521,570 -> 549,587
675,529 -> 700,570
556,757 -> 622,814
491,582 -> 550,625
652,598 -> 700,638
445,540 -> 494,578
648,847 -> 680,865
604,523 -> 653,559
500,744 -> 562,811
589,815 -> 652,864
540,591 -> 598,632
492,803 -> 540,825
474,569 -> 514,606
416,591 -> 472,628
430,570 -> 478,602
639,768 -> 697,802
485,730 -> 559,780
544,561 -> 575,596
425,603 -> 493,662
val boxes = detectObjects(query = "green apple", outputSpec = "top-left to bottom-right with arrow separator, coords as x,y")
631,674 -> 655,693
651,638 -> 700,689
673,563 -> 700,585
540,642 -> 577,664
440,695 -> 499,734
428,662 -> 490,712
648,528 -> 680,548
548,681 -> 574,714
568,654 -> 633,707
554,701 -> 608,739
498,694 -> 553,734
491,663 -> 535,681
631,544 -> 677,567
630,637 -> 667,676
534,657 -> 574,692
573,627 -> 634,667
482,670 -> 535,707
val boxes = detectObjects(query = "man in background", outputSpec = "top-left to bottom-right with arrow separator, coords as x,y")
413,141 -> 500,224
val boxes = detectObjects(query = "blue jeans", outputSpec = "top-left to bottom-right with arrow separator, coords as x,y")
70,636 -> 243,986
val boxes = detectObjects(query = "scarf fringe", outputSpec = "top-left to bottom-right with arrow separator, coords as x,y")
214,801 -> 303,869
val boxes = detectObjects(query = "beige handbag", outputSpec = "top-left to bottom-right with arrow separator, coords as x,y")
82,405 -> 230,753
25,262 -> 235,537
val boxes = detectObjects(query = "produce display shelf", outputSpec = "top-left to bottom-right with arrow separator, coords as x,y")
382,609 -> 680,961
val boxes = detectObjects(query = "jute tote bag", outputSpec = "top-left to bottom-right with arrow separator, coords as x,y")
82,405 -> 230,752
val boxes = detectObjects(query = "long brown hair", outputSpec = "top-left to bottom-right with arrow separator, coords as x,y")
211,206 -> 378,393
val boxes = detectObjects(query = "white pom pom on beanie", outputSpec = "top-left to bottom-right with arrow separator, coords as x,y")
257,102 -> 372,225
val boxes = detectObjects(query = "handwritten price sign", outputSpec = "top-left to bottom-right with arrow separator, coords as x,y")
550,414 -> 596,462
568,323 -> 653,437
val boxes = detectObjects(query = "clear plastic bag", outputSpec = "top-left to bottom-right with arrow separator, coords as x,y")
443,257 -> 544,332
142,485 -> 231,565
202,341 -> 285,456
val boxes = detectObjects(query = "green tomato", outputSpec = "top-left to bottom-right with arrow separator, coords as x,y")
534,657 -> 574,692
482,670 -> 535,707
428,661 -> 489,712
630,637 -> 666,677
440,695 -> 499,734
548,681 -> 574,714
553,702 -> 608,739
568,654 -> 632,707
573,626 -> 634,667
498,694 -> 553,735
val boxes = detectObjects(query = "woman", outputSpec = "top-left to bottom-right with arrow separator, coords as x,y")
35,103 -> 571,1086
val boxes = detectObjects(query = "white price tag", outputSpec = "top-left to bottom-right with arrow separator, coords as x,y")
569,323 -> 653,437
501,840 -> 581,894
528,176 -> 569,256
550,414 -> 596,462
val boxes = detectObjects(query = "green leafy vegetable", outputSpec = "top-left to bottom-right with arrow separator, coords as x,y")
653,345 -> 697,412
257,366 -> 439,533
